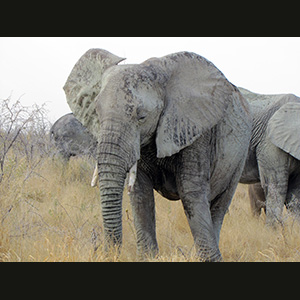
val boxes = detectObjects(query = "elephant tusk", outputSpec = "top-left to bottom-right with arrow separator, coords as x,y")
127,162 -> 137,195
91,163 -> 98,187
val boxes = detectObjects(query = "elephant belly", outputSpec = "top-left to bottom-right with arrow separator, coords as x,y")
154,169 -> 180,201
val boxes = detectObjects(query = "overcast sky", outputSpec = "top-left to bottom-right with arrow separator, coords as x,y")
1,37 -> 300,123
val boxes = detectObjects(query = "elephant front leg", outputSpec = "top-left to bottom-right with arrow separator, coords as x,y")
177,142 -> 222,262
260,169 -> 288,228
129,167 -> 158,259
265,181 -> 287,228
257,145 -> 289,228
181,194 -> 222,262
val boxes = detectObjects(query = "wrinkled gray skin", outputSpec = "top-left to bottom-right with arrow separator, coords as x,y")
50,113 -> 97,161
63,49 -> 252,261
239,87 -> 300,226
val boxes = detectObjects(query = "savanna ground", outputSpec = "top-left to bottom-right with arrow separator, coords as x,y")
1,97 -> 300,262
1,155 -> 300,262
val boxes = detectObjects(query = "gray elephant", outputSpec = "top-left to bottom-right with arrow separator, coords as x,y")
63,49 -> 252,261
50,113 -> 97,161
239,87 -> 300,226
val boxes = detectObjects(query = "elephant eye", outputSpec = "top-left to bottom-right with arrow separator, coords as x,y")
137,115 -> 146,123
136,106 -> 147,123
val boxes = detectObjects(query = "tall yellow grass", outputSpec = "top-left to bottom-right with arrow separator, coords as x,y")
1,156 -> 300,262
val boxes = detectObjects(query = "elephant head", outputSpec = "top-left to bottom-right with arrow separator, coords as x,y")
64,49 -> 235,248
50,113 -> 97,161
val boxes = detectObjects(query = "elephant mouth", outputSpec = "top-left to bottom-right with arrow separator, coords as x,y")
91,160 -> 138,193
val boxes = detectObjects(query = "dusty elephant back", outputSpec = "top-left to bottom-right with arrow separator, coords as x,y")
239,87 -> 300,150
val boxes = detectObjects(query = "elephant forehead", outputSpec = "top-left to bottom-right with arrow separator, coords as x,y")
102,64 -> 164,90
98,66 -> 163,110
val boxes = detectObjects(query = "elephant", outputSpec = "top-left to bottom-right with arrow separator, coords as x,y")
239,87 -> 300,226
63,48 -> 252,261
50,113 -> 97,161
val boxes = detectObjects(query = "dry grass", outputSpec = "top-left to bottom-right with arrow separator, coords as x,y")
1,156 -> 300,262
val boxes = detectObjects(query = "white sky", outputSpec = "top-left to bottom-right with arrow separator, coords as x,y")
1,37 -> 300,123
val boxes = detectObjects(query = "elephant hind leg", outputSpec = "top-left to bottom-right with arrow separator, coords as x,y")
129,167 -> 158,259
248,183 -> 266,217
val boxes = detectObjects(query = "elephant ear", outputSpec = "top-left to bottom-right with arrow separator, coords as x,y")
267,101 -> 300,160
153,52 -> 242,158
63,48 -> 125,136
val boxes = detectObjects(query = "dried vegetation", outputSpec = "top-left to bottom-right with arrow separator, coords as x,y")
1,97 -> 300,262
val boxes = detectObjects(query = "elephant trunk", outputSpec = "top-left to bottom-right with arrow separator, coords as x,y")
97,125 -> 139,247
98,153 -> 126,246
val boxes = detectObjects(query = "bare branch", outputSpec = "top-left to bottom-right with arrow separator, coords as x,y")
0,95 -> 52,184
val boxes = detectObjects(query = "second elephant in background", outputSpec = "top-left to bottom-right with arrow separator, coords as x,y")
239,88 -> 300,225
50,113 -> 97,161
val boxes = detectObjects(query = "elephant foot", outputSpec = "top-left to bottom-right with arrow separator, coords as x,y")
137,243 -> 159,261
265,213 -> 284,230
195,247 -> 223,262
265,196 -> 285,229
